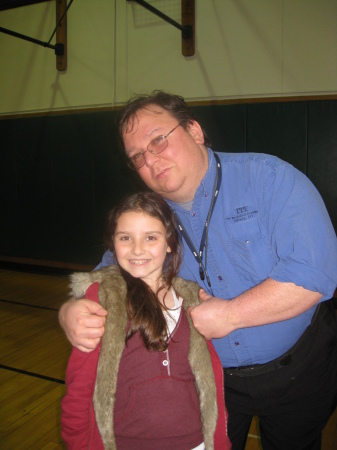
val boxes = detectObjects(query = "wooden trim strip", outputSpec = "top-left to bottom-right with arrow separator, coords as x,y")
1,94 -> 336,120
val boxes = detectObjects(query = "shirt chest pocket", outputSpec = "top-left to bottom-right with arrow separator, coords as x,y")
225,215 -> 276,284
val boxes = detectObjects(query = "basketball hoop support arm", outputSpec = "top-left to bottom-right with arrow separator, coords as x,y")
127,0 -> 195,56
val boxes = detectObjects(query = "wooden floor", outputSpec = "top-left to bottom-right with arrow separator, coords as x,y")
0,268 -> 336,449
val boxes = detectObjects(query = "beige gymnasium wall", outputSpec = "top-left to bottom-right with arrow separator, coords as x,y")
0,0 -> 336,116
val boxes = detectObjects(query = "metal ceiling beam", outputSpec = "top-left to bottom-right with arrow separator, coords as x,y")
0,0 -> 51,12
128,0 -> 195,56
0,0 -> 71,71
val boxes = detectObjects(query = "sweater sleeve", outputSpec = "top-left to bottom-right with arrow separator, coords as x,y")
207,340 -> 232,450
61,282 -> 103,449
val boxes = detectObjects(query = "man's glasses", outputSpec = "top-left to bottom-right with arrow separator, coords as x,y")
127,123 -> 181,170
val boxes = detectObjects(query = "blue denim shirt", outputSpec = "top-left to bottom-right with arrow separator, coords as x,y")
99,149 -> 337,367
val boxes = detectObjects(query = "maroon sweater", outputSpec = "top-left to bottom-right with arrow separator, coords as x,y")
114,306 -> 204,449
61,281 -> 231,449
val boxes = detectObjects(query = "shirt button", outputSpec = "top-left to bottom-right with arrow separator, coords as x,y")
191,211 -> 196,217
205,192 -> 209,198
162,360 -> 169,366
218,276 -> 222,281
234,342 -> 240,346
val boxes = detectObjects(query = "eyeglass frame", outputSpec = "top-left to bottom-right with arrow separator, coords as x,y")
126,122 -> 181,170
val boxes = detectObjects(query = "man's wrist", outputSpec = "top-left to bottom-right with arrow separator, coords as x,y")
58,298 -> 76,329
225,297 -> 241,333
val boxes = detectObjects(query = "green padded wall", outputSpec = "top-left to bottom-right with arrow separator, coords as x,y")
0,100 -> 336,266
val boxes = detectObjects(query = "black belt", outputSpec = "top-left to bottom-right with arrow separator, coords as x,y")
224,304 -> 321,378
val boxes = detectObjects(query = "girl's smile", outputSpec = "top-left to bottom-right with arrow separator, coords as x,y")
113,211 -> 171,291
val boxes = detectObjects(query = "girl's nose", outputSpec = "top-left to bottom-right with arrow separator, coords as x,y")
131,240 -> 145,255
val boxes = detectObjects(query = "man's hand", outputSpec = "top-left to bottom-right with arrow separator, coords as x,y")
187,280 -> 322,341
187,289 -> 233,340
58,299 -> 108,352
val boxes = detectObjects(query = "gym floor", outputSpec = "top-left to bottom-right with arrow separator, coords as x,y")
0,268 -> 336,449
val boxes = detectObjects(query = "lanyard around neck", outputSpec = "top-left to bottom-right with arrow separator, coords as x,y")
174,152 -> 222,294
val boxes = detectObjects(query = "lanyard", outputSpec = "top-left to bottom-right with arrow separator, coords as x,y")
174,152 -> 222,294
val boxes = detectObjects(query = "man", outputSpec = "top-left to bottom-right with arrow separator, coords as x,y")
59,91 -> 337,449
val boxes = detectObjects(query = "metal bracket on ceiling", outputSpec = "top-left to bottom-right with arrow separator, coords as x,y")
128,0 -> 195,56
0,0 -> 73,71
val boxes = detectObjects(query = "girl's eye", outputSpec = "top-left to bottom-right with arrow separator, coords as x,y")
146,235 -> 157,241
120,236 -> 130,241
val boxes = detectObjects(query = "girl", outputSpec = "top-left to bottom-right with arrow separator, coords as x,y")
61,192 -> 230,450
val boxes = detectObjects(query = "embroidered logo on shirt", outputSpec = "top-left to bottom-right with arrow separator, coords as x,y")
226,206 -> 258,223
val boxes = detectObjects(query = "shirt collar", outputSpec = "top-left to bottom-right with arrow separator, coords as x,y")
167,148 -> 216,212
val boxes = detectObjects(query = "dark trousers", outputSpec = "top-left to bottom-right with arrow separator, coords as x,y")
224,301 -> 337,450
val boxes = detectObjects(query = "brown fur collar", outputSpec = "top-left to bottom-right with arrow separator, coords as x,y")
70,266 -> 217,449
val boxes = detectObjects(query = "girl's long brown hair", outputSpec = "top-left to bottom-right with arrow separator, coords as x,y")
105,192 -> 182,351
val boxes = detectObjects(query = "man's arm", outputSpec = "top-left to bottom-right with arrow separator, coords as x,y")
188,278 -> 322,340
59,298 -> 108,352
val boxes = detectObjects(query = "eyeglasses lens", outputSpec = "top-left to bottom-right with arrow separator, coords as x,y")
128,123 -> 180,170
148,136 -> 167,155
130,137 -> 168,170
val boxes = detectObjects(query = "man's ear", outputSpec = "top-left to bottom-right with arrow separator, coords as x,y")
187,120 -> 205,145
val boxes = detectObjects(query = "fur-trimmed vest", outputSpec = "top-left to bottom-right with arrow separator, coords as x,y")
67,266 -> 229,450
